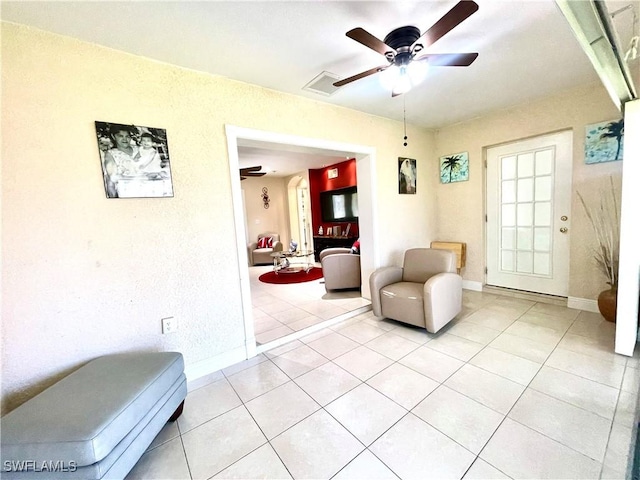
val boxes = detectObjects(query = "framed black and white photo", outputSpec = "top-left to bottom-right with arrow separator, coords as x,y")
95,121 -> 174,198
398,157 -> 417,194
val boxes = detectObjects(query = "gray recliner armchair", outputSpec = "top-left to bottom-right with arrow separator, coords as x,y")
248,232 -> 283,266
320,248 -> 361,291
369,248 -> 462,333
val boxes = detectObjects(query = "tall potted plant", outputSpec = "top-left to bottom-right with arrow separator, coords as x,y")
577,176 -> 620,322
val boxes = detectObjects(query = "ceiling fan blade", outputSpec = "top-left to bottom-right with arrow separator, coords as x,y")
240,176 -> 247,181
346,28 -> 395,57
412,0 -> 479,50
240,166 -> 262,173
333,65 -> 389,87
414,52 -> 478,66
245,172 -> 266,177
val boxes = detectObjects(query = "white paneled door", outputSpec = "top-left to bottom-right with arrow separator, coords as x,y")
486,131 -> 573,296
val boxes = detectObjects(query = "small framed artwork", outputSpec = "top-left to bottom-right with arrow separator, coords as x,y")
585,119 -> 624,164
95,121 -> 174,198
398,157 -> 417,194
440,152 -> 469,184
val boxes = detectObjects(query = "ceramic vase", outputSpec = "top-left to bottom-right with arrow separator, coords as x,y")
597,287 -> 617,323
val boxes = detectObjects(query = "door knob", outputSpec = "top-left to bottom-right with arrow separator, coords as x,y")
560,227 -> 568,233
561,215 -> 568,221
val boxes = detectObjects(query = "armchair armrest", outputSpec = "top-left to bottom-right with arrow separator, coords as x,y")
321,253 -> 361,290
423,272 -> 463,332
369,266 -> 403,317
272,241 -> 283,253
248,241 -> 258,250
319,247 -> 351,262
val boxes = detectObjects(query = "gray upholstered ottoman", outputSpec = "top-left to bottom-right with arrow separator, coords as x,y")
1,352 -> 187,480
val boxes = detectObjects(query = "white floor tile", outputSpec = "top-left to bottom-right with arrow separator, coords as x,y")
270,344 -> 329,378
545,348 -> 625,388
333,450 -> 400,479
366,363 -> 439,410
399,346 -> 464,383
370,413 -> 475,480
126,437 -> 191,480
212,443 -> 292,479
364,331 -> 421,361
333,346 -> 394,381
326,383 -> 407,446
529,366 -> 619,419
413,385 -> 504,454
462,458 -> 511,479
489,332 -> 556,364
604,422 -> 635,473
177,378 -> 242,433
425,333 -> 485,361
245,381 -> 320,439
306,331 -> 360,359
462,308 -> 518,331
182,406 -> 266,479
503,321 -> 564,346
508,389 -> 611,461
338,321 -> 388,344
271,409 -> 364,479
147,421 -> 180,451
445,321 -> 502,345
518,311 -> 574,332
444,364 -> 525,414
469,347 -> 541,385
226,361 -> 290,402
294,361 -> 361,406
480,418 -> 602,479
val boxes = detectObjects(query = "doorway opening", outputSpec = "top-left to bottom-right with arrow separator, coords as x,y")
225,126 -> 378,359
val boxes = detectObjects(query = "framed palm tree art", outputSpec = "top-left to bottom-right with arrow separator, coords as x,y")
439,151 -> 469,184
585,119 -> 624,164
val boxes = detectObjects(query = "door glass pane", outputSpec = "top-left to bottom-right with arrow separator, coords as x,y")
517,227 -> 532,249
535,149 -> 553,175
502,227 -> 515,249
534,252 -> 550,275
501,251 -> 514,271
502,156 -> 516,180
535,176 -> 552,201
517,203 -> 533,226
518,178 -> 534,202
517,251 -> 533,273
534,227 -> 551,251
518,153 -> 534,177
534,202 -> 551,226
502,204 -> 516,226
502,180 -> 516,203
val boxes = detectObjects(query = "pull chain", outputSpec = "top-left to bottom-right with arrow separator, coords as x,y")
403,96 -> 408,147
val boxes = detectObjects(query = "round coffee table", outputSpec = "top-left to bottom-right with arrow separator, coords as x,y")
271,251 -> 314,274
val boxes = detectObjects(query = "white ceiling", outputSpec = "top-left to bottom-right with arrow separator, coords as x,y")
3,0 -> 637,176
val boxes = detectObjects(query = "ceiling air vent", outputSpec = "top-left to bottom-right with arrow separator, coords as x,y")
303,71 -> 342,96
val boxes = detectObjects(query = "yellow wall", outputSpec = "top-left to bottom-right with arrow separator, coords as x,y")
242,176 -> 289,248
434,82 -> 623,299
1,23 -> 436,413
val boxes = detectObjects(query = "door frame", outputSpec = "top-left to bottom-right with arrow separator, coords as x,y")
483,129 -> 573,296
225,125 -> 378,359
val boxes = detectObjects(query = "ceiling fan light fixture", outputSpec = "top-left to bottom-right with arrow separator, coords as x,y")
379,64 -> 400,90
393,67 -> 412,95
407,60 -> 429,85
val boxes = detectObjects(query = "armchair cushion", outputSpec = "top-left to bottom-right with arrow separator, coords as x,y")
248,232 -> 282,265
369,248 -> 462,333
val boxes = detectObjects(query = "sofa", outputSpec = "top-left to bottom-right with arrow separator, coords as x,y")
248,232 -> 283,266
320,247 -> 361,291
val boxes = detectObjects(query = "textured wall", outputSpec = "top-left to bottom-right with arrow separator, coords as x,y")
1,23 -> 436,413
242,176 -> 289,248
433,82 -> 623,299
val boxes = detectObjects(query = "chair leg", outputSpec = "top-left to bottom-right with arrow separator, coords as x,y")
169,400 -> 184,421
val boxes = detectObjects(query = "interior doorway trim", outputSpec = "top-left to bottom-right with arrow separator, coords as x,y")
225,125 -> 378,360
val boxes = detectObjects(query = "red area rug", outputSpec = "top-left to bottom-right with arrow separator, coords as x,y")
259,267 -> 323,285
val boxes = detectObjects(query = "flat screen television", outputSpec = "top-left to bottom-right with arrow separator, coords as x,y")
320,186 -> 358,223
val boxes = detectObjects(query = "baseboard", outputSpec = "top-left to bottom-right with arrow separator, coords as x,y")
184,345 -> 247,391
462,280 -> 483,292
567,296 -> 599,313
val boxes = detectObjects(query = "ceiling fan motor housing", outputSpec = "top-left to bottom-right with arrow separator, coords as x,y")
384,26 -> 421,65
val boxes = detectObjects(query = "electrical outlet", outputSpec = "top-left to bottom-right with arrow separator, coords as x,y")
162,317 -> 178,334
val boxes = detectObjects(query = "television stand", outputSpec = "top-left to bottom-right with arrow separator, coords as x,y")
313,236 -> 356,262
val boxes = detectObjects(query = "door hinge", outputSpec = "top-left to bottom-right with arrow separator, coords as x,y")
485,214 -> 488,222
485,267 -> 488,274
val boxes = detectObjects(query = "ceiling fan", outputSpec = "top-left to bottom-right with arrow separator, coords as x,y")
333,0 -> 479,96
240,166 -> 267,181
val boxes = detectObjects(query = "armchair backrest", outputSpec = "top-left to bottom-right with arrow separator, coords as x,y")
402,248 -> 457,284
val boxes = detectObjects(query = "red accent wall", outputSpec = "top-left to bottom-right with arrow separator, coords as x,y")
309,158 -> 359,238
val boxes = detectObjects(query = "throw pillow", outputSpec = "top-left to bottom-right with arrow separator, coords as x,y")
351,239 -> 360,254
257,237 -> 269,249
267,236 -> 274,248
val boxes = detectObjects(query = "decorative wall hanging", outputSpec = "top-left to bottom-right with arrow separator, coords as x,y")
398,157 -> 417,194
95,121 -> 173,199
585,119 -> 624,164
261,187 -> 270,209
440,151 -> 469,184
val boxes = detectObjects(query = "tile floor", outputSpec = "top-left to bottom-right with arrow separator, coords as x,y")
126,290 -> 639,480
249,265 -> 371,345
